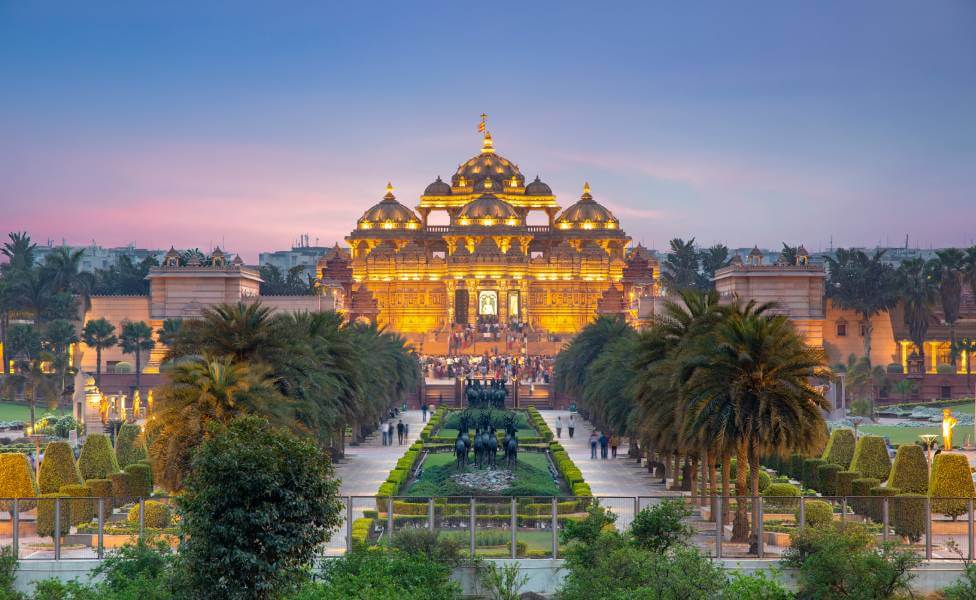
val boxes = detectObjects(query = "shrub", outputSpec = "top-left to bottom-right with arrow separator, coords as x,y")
114,424 -> 147,468
58,483 -> 93,526
0,453 -> 36,512
818,464 -> 841,496
798,499 -> 834,528
38,441 -> 81,493
763,483 -> 801,513
78,434 -> 120,480
837,471 -> 859,497
729,459 -> 772,492
789,454 -> 806,480
887,444 -> 928,494
803,458 -> 827,490
572,482 -> 592,497
851,478 -> 881,515
891,493 -> 926,544
822,429 -> 856,469
868,486 -> 900,522
350,518 -> 373,548
109,472 -> 137,505
127,500 -> 172,529
629,500 -> 694,553
296,546 -> 461,599
389,527 -> 463,563
36,493 -> 71,539
124,463 -> 152,498
725,571 -> 794,600
850,436 -> 891,481
86,478 -> 112,507
930,452 -> 975,520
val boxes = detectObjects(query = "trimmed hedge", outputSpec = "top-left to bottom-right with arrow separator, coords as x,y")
892,493 -> 926,543
822,429 -> 856,469
837,471 -> 859,498
887,445 -> 928,494
38,441 -> 81,494
803,458 -> 827,491
86,478 -> 112,504
78,434 -> 120,480
124,463 -> 152,498
849,436 -> 891,481
817,464 -> 841,496
114,424 -> 147,468
789,454 -> 806,480
798,499 -> 833,527
930,452 -> 974,520
868,486 -> 900,522
59,484 -> 93,526
108,472 -> 138,506
763,483 -> 801,513
127,500 -> 172,528
351,517 -> 373,547
851,477 -> 881,515
0,453 -> 36,512
36,493 -> 71,539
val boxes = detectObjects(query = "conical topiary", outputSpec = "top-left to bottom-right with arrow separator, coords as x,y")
38,441 -> 81,494
887,444 -> 928,494
78,434 -> 120,480
115,424 -> 147,468
930,452 -> 975,520
849,435 -> 891,481
0,453 -> 37,512
822,429 -> 856,469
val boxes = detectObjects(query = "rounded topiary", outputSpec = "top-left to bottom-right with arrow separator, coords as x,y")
127,500 -> 172,529
887,444 -> 929,494
58,484 -> 93,526
0,453 -> 36,512
36,493 -> 71,539
850,436 -> 892,481
822,429 -> 856,469
891,493 -> 926,543
763,482 -> 801,513
929,452 -> 975,520
38,441 -> 81,494
837,471 -> 859,497
114,424 -> 147,468
851,477 -> 881,515
728,459 -> 772,492
818,464 -> 842,497
803,458 -> 827,491
123,463 -> 152,498
798,499 -> 833,527
78,434 -> 120,480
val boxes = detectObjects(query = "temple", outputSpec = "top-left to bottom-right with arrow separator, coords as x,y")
317,129 -> 658,340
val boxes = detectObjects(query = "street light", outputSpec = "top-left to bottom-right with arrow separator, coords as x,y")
919,434 -> 938,465
25,425 -> 46,481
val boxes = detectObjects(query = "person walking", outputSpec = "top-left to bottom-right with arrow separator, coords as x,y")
610,434 -> 618,458
568,415 -> 576,439
387,422 -> 394,446
599,432 -> 609,459
397,420 -> 405,445
589,432 -> 598,459
380,422 -> 388,446
555,415 -> 563,438
421,403 -> 428,422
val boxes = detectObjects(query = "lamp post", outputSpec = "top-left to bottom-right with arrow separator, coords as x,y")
25,426 -> 46,481
851,417 -> 863,441
920,434 -> 938,465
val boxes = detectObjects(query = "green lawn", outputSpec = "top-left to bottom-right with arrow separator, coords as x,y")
859,424 -> 941,446
0,402 -> 35,422
405,452 -> 561,497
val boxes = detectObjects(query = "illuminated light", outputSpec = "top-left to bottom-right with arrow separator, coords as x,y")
406,222 -> 418,230
482,218 -> 494,226
429,275 -> 440,281
359,222 -> 372,230
559,222 -> 571,230
505,218 -> 517,226
454,274 -> 464,279
582,222 -> 594,230
382,221 -> 394,230
459,218 -> 471,226
381,276 -> 391,282
605,222 -> 617,229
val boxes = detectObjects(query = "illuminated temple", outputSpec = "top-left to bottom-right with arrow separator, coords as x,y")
317,129 -> 658,335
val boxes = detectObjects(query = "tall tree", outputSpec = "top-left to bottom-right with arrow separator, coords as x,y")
155,318 -> 183,348
1,232 -> 37,375
780,243 -> 799,265
698,244 -> 730,288
119,321 -> 155,391
44,319 -> 79,409
929,249 -> 966,366
82,318 -> 117,386
660,238 -> 701,292
897,258 -> 937,367
825,248 -> 899,359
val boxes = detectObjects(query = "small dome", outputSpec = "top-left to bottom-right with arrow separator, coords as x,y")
358,183 -> 421,230
555,183 -> 618,230
524,175 -> 552,196
424,176 -> 452,196
457,193 -> 520,226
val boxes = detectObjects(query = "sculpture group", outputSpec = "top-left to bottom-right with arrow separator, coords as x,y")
464,378 -> 508,410
454,409 -> 519,472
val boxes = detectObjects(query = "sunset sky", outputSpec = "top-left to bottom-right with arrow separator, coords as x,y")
2,2 -> 974,261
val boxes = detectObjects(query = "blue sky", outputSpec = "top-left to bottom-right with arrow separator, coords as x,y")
1,1 -> 974,259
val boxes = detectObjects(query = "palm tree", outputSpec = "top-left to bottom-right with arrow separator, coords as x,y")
119,321 -> 155,391
825,248 -> 899,359
82,318 -> 117,386
698,244 -> 730,288
146,356 -> 287,490
197,302 -> 276,361
929,249 -> 966,366
660,238 -> 701,292
1,232 -> 37,375
897,258 -> 937,367
554,315 -> 632,402
155,318 -> 183,348
44,319 -> 78,409
685,307 -> 829,547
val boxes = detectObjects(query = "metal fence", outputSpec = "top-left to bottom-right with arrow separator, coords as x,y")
3,494 -> 975,561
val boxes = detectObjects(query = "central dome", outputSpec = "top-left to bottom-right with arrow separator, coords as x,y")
358,183 -> 421,230
457,193 -> 519,226
451,133 -> 525,190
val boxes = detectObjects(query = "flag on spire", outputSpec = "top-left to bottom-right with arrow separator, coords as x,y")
478,113 -> 487,133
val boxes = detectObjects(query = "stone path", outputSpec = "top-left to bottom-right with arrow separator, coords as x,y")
333,409 -> 426,497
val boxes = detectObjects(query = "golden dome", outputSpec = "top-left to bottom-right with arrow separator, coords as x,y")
358,183 -> 421,230
451,133 -> 525,190
456,193 -> 520,226
555,183 -> 618,230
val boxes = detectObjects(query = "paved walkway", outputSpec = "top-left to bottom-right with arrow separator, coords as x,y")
333,409 -> 426,497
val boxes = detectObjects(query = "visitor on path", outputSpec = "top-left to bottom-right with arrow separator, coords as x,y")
381,422 -> 388,446
404,423 -> 409,439
397,420 -> 405,445
589,432 -> 598,459
610,434 -> 618,458
422,403 -> 428,422
568,415 -> 576,438
599,432 -> 609,459
555,416 -> 563,438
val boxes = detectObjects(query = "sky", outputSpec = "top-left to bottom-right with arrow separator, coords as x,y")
1,1 -> 974,261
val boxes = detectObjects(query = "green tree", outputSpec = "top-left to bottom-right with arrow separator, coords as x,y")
660,237 -> 701,292
154,318 -> 182,348
697,244 -> 730,288
826,248 -> 899,359
897,257 -> 937,367
930,248 -> 967,366
119,321 -> 155,391
82,318 -> 117,387
178,416 -> 343,599
44,318 -> 79,409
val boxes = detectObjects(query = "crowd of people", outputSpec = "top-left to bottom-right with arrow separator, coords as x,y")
447,317 -> 531,355
379,408 -> 409,446
419,353 -> 554,383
